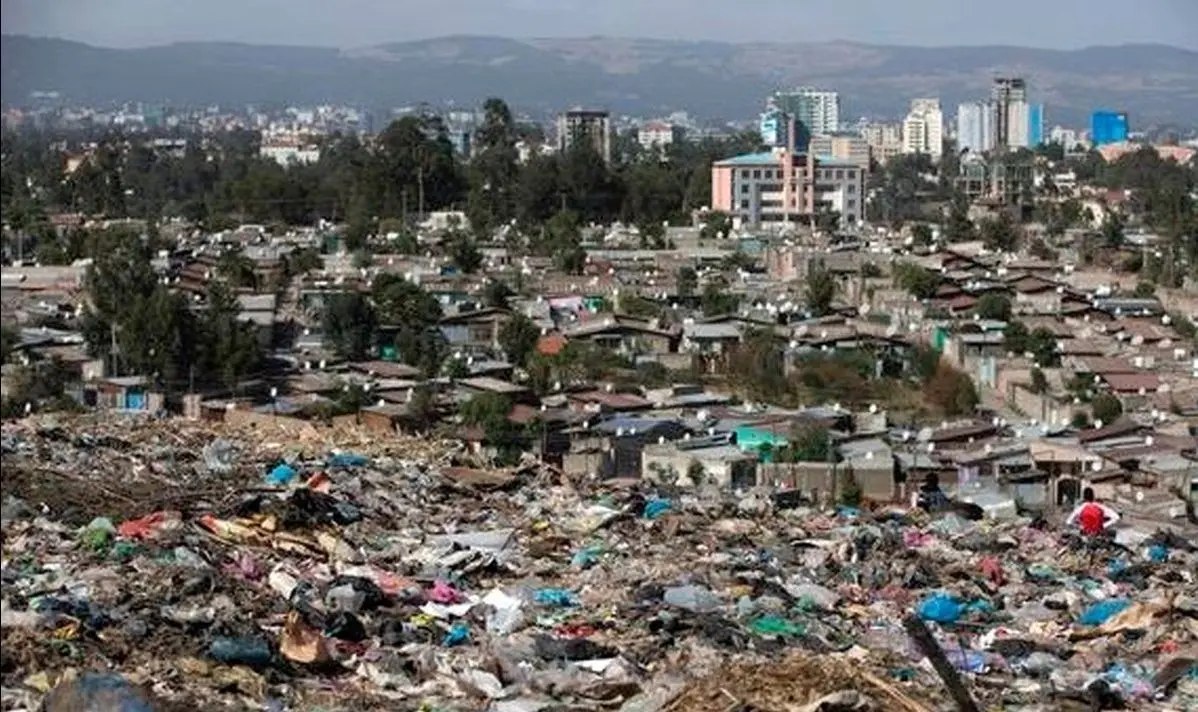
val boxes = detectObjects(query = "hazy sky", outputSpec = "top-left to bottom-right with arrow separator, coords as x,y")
4,0 -> 1196,50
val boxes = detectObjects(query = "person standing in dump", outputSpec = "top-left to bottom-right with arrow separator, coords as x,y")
1066,487 -> 1121,536
911,473 -> 950,513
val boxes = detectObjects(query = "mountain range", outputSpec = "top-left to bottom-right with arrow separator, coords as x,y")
3,34 -> 1198,127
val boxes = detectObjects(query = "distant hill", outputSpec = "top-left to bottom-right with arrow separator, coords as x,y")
4,34 -> 1197,126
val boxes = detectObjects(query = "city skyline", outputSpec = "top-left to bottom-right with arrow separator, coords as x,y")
3,0 -> 1196,50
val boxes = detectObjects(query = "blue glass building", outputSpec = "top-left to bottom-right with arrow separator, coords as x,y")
1028,104 -> 1044,147
1091,111 -> 1129,146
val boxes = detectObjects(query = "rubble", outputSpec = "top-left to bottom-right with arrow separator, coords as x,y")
2,413 -> 1197,711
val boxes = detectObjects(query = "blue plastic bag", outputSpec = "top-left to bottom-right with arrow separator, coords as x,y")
643,499 -> 672,519
329,453 -> 368,468
1146,544 -> 1168,563
918,593 -> 963,624
533,588 -> 578,607
571,544 -> 603,568
1078,599 -> 1131,626
442,623 -> 470,646
266,463 -> 297,485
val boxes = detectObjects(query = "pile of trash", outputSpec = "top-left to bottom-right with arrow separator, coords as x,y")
2,414 -> 1196,711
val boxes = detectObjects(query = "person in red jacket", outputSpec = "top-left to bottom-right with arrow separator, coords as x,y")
1066,487 -> 1120,536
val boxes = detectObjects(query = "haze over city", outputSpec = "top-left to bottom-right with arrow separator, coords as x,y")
4,0 -> 1197,49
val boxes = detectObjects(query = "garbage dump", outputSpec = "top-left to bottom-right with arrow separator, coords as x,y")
2,413 -> 1196,711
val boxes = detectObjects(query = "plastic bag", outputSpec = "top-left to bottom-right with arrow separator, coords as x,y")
918,593 -> 963,624
749,616 -> 805,638
209,636 -> 272,666
43,673 -> 158,712
328,453 -> 368,468
442,622 -> 470,646
533,588 -> 578,607
266,463 -> 298,486
663,585 -> 721,612
1078,599 -> 1131,626
643,498 -> 672,519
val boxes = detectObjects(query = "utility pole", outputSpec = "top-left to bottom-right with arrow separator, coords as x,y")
417,165 -> 425,220
109,322 -> 119,378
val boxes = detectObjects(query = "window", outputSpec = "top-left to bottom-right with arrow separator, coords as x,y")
846,170 -> 856,180
741,169 -> 751,178
847,199 -> 857,210
741,183 -> 749,194
752,169 -> 762,179
847,184 -> 856,194
835,170 -> 844,180
740,199 -> 749,209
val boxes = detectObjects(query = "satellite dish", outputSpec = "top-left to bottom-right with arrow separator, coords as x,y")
1091,460 -> 1102,472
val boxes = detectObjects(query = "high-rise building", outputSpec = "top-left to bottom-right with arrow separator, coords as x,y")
901,98 -> 944,160
1028,104 -> 1044,147
1091,111 -> 1129,146
556,109 -> 612,163
861,122 -> 904,164
956,101 -> 995,154
808,132 -> 872,170
991,77 -> 1027,150
768,88 -> 840,150
759,109 -> 790,149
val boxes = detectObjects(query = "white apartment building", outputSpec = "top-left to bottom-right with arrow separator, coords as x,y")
556,109 -> 613,163
259,135 -> 321,166
902,98 -> 944,160
956,102 -> 996,155
770,88 -> 841,138
861,122 -> 904,164
1006,101 -> 1031,149
637,122 -> 684,151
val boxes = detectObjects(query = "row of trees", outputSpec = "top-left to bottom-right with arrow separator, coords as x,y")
2,100 -> 764,254
78,230 -> 263,393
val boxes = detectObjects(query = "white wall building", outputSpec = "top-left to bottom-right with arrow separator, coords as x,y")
901,98 -> 944,160
956,101 -> 995,155
259,137 -> 321,166
637,122 -> 684,151
1006,100 -> 1031,149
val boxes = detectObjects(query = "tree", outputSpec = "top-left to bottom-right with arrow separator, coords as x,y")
942,192 -> 974,242
79,229 -> 198,386
322,292 -> 377,360
467,98 -> 520,234
1101,212 -> 1125,248
1091,393 -> 1123,425
1027,327 -> 1060,367
484,280 -> 515,309
701,277 -> 741,317
499,313 -> 541,367
978,213 -> 1021,252
676,266 -> 697,298
1004,320 -> 1030,354
372,274 -> 442,327
893,262 -> 941,300
804,263 -> 836,317
448,232 -> 483,273
911,223 -> 934,246
789,425 -> 834,462
198,280 -> 261,391
924,363 -> 979,416
1029,367 -> 1049,394
974,293 -> 1012,321
699,211 -> 732,240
